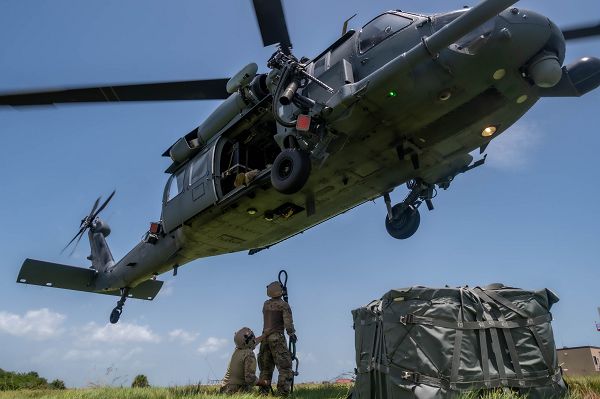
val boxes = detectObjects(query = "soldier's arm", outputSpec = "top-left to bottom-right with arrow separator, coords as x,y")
244,353 -> 258,385
282,302 -> 296,335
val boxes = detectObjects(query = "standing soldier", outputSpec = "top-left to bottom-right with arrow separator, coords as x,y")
258,281 -> 297,396
220,327 -> 269,394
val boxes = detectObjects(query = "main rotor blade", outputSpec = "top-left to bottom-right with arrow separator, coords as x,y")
562,22 -> 600,41
68,230 -> 87,256
87,197 -> 101,223
0,79 -> 230,106
92,190 -> 115,220
252,0 -> 292,49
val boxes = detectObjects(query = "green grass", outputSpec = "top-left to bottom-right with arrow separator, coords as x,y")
565,376 -> 600,399
0,384 -> 351,399
0,378 -> 598,399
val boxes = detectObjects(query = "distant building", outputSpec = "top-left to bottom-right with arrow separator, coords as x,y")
557,346 -> 600,376
335,378 -> 354,384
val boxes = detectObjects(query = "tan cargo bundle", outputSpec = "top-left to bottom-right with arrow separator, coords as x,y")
351,285 -> 567,398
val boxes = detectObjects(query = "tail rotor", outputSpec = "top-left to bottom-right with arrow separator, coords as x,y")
61,191 -> 115,255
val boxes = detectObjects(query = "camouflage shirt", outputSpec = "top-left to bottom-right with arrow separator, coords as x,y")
221,348 -> 258,389
262,298 -> 295,336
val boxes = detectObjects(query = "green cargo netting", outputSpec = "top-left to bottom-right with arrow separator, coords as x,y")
351,285 -> 567,399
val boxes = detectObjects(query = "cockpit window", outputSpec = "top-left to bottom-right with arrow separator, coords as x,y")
189,153 -> 209,185
359,13 -> 413,53
166,168 -> 186,202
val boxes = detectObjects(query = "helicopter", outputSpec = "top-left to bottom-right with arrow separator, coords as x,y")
9,0 -> 600,323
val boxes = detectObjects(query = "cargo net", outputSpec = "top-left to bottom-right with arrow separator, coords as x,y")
351,285 -> 568,398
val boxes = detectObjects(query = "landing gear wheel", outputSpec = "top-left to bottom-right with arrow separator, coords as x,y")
271,149 -> 311,194
109,307 -> 122,324
385,204 -> 420,239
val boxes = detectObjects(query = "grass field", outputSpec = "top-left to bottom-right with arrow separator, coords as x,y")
0,378 -> 598,399
0,384 -> 350,399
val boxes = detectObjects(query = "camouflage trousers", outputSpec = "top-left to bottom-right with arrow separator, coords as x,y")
219,383 -> 252,394
258,332 -> 293,395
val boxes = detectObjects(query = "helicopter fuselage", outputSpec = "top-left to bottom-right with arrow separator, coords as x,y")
95,7 -> 571,291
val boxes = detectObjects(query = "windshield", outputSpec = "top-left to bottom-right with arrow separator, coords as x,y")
359,13 -> 413,53
166,168 -> 186,202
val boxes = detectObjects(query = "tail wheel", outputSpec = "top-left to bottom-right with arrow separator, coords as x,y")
271,149 -> 311,194
109,307 -> 122,324
385,204 -> 420,239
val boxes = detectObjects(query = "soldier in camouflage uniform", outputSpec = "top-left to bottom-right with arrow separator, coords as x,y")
258,281 -> 297,396
220,327 -> 269,394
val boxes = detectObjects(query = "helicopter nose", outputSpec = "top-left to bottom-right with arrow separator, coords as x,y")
497,8 -> 566,88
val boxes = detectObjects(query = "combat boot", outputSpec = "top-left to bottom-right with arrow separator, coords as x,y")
258,385 -> 272,395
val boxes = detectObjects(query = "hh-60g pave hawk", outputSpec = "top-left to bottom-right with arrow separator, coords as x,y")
9,0 -> 600,323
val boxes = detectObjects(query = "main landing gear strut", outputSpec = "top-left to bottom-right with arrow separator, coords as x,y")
383,179 -> 436,240
109,287 -> 130,324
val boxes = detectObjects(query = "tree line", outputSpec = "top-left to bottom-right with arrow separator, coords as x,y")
0,368 -> 66,391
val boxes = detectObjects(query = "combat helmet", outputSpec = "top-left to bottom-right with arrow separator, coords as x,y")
234,327 -> 257,349
266,281 -> 283,298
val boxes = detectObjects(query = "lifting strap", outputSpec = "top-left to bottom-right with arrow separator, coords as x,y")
450,288 -> 465,387
471,288 -> 524,385
278,269 -> 299,393
475,287 -> 555,373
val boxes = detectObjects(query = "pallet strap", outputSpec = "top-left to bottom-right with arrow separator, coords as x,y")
398,313 -> 551,330
386,364 -> 561,390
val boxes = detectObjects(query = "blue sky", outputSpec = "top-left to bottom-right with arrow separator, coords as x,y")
0,0 -> 599,388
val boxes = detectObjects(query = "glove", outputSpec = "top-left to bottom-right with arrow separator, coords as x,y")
256,379 -> 271,387
289,333 -> 298,344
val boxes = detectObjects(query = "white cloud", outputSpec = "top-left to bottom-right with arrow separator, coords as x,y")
197,337 -> 228,354
168,329 -> 199,344
0,308 -> 66,340
485,122 -> 541,171
79,322 -> 161,344
64,347 -> 142,361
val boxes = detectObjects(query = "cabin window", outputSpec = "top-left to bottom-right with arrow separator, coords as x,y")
359,13 -> 412,53
189,153 -> 209,185
166,168 -> 186,202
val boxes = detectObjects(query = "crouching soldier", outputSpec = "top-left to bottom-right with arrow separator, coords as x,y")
258,281 -> 297,396
220,327 -> 270,394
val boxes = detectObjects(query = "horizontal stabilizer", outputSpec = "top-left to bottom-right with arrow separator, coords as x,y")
125,279 -> 164,301
17,258 -> 162,301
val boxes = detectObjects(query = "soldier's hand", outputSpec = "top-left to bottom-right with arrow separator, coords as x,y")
256,379 -> 271,387
289,333 -> 298,344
